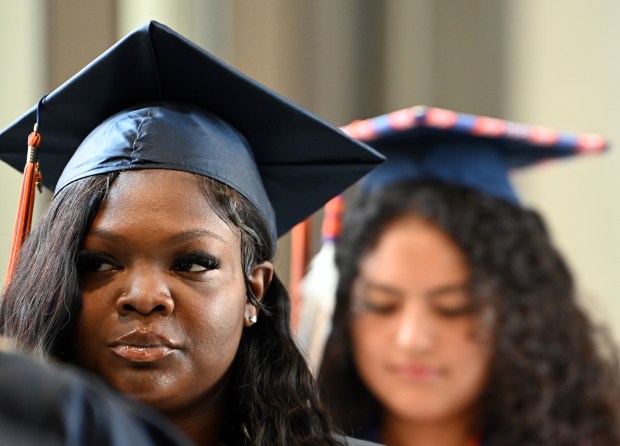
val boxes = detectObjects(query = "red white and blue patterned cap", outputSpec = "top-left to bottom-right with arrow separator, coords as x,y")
342,105 -> 608,204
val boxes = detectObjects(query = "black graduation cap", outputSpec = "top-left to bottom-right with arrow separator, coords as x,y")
0,21 -> 383,247
342,105 -> 608,204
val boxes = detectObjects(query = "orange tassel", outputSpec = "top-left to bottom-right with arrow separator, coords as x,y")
4,126 -> 42,287
289,219 -> 310,331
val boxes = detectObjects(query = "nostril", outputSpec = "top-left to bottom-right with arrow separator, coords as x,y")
122,303 -> 167,313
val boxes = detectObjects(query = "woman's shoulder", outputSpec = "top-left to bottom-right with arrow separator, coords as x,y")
0,348 -> 192,446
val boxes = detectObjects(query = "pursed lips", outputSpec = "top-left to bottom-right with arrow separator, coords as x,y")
109,329 -> 181,363
388,362 -> 444,381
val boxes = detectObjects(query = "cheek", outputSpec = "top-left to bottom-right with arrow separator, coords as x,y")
77,289 -> 110,333
73,290 -> 115,367
182,282 -> 248,356
350,315 -> 388,370
189,299 -> 245,350
445,318 -> 492,360
444,321 -> 493,389
182,306 -> 245,389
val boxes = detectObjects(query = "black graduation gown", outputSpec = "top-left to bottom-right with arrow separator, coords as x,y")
0,348 -> 384,446
0,349 -> 192,446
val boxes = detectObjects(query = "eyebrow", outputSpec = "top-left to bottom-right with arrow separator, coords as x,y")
168,229 -> 226,244
358,278 -> 468,299
426,284 -> 469,299
356,280 -> 403,297
86,228 -> 226,244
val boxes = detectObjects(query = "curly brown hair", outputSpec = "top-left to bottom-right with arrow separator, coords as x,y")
319,179 -> 620,445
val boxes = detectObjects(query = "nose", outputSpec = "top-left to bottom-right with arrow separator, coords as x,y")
394,299 -> 434,353
116,268 -> 174,317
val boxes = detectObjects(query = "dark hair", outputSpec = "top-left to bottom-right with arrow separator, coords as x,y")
1,172 -> 342,446
319,179 -> 620,445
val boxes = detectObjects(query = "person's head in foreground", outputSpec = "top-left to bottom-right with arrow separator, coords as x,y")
0,339 -> 193,446
0,21 -> 383,446
319,107 -> 620,446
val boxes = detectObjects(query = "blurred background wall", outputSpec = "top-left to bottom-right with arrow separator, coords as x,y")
1,0 -> 618,340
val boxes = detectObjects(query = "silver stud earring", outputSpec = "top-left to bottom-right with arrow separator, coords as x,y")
248,314 -> 257,325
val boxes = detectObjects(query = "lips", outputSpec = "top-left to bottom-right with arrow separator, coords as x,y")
391,364 -> 442,381
109,330 -> 181,363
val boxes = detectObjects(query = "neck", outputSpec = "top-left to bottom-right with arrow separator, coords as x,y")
168,407 -> 224,446
163,379 -> 230,446
381,411 -> 477,446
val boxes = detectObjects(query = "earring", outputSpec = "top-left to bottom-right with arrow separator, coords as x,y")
247,314 -> 257,325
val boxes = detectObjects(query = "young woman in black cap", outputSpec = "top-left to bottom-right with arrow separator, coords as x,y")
318,107 -> 620,446
0,22 -> 383,446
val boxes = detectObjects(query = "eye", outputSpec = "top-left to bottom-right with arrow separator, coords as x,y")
359,300 -> 399,315
77,251 -> 119,274
430,287 -> 475,317
352,282 -> 401,315
434,304 -> 475,317
172,252 -> 221,273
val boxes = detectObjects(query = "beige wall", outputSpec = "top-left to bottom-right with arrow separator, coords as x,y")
0,1 -> 618,340
364,0 -> 620,341
504,1 -> 620,340
0,0 -> 49,282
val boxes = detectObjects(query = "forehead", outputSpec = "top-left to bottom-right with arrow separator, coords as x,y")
359,215 -> 468,286
90,169 -> 239,240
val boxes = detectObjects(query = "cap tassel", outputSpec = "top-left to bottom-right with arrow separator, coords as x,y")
289,219 -> 310,332
5,96 -> 46,287
297,195 -> 344,373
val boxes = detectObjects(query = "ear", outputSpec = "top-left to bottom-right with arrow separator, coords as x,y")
246,260 -> 274,303
244,261 -> 274,327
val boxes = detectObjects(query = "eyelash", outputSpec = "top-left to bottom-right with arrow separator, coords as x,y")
434,303 -> 476,317
356,296 -> 475,318
77,251 -> 118,274
77,251 -> 221,275
172,252 -> 221,272
359,300 -> 398,314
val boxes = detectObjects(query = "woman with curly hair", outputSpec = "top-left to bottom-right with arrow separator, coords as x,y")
0,22 -> 382,446
318,107 -> 620,446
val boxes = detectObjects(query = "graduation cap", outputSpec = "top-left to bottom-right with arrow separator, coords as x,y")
0,21 -> 383,253
342,105 -> 608,203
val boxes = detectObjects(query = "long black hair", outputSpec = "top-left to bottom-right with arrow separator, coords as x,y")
1,172 -> 342,446
320,179 -> 620,445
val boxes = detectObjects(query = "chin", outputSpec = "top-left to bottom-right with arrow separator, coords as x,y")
105,372 -> 175,403
387,398 -> 475,425
119,384 -> 184,412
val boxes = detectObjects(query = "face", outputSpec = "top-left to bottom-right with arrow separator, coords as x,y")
350,215 -> 492,425
74,170 -> 272,416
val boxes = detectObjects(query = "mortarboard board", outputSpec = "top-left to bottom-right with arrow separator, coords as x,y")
0,21 -> 383,249
342,105 -> 608,204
